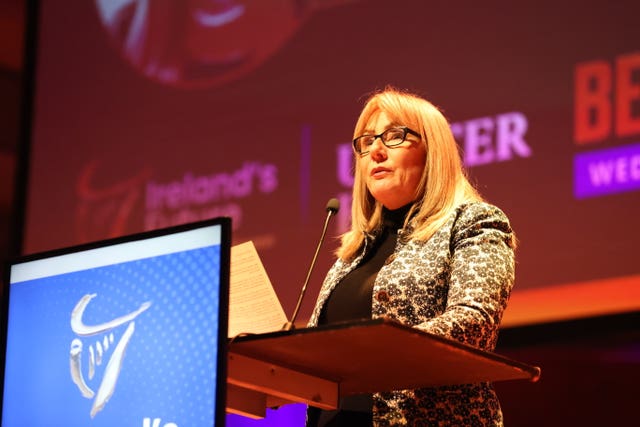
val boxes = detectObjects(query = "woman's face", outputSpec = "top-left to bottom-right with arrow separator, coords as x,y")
359,111 -> 427,210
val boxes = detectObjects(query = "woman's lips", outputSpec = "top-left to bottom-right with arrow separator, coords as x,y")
371,167 -> 391,178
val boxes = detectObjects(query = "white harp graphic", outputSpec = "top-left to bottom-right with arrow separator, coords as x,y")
69,293 -> 151,418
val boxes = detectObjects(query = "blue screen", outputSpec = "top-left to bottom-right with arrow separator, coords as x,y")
3,233 -> 224,427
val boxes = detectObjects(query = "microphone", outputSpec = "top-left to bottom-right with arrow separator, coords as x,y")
282,198 -> 340,331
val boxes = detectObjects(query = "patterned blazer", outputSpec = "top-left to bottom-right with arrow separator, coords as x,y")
308,202 -> 515,426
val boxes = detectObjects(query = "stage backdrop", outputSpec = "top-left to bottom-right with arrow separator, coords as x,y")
25,0 -> 640,331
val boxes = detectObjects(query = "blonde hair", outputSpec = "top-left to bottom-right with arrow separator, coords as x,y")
337,87 -> 484,260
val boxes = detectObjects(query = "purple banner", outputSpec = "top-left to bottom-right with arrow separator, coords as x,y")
574,142 -> 640,199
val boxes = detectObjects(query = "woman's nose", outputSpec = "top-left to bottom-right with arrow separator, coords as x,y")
369,137 -> 387,160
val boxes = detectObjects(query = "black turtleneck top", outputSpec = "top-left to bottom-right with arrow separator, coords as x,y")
318,203 -> 411,324
308,204 -> 413,427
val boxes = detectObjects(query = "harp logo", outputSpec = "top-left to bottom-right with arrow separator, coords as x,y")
69,294 -> 151,418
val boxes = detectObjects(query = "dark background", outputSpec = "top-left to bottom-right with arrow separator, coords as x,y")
1,0 -> 639,425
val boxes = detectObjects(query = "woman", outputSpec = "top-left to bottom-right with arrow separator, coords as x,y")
307,87 -> 516,426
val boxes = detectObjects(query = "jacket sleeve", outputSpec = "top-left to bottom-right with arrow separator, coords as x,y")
416,203 -> 515,350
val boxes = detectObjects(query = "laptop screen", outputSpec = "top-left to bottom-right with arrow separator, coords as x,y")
1,218 -> 230,427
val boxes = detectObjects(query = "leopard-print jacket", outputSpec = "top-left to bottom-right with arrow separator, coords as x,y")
308,202 -> 515,426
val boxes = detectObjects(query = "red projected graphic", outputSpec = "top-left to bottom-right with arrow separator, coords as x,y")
94,0 -> 355,89
75,161 -> 152,243
572,51 -> 640,200
574,52 -> 640,144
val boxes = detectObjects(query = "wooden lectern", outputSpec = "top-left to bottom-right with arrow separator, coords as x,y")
226,318 -> 541,419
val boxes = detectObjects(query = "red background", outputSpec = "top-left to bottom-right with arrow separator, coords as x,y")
25,0 -> 640,325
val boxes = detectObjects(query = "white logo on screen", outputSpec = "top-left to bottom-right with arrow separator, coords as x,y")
69,293 -> 151,418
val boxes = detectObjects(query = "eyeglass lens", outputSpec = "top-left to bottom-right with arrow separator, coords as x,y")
354,127 -> 408,154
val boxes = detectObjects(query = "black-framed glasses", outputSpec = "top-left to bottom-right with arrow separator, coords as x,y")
352,126 -> 421,155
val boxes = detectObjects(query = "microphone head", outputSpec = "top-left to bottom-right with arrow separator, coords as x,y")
326,198 -> 340,214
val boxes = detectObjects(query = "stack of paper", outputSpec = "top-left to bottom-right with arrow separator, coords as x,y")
229,241 -> 288,338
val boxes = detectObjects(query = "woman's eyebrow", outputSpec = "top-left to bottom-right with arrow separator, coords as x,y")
361,122 -> 403,134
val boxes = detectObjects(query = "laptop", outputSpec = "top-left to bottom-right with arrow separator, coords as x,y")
0,218 -> 230,427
